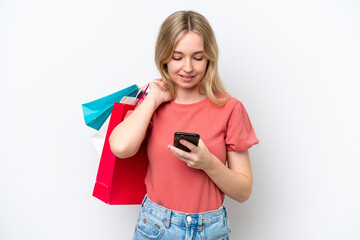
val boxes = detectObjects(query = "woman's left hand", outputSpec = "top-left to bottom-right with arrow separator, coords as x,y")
167,139 -> 215,171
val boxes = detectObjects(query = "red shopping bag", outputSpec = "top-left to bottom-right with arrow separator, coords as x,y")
92,102 -> 148,204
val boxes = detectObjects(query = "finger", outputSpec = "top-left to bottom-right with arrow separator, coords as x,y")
150,83 -> 165,93
179,139 -> 197,152
167,145 -> 191,160
154,80 -> 166,90
197,138 -> 206,147
186,162 -> 194,168
159,83 -> 166,90
167,145 -> 199,168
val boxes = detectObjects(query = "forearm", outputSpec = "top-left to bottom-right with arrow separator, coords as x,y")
204,155 -> 253,203
109,95 -> 161,158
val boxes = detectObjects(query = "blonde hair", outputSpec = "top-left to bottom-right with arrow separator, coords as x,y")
155,10 -> 231,106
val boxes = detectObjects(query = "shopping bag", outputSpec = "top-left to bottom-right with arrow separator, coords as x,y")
92,96 -> 148,204
90,116 -> 110,156
82,84 -> 139,130
89,90 -> 147,156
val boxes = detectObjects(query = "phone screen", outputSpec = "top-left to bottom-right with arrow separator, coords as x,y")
174,132 -> 200,152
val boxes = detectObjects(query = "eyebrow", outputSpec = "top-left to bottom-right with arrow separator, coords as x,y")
173,51 -> 204,55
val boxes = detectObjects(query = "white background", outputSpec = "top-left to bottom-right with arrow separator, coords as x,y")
1,0 -> 359,239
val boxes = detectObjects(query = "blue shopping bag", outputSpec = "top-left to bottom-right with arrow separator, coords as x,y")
82,85 -> 139,130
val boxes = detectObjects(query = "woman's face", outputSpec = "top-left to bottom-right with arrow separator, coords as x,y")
167,31 -> 208,91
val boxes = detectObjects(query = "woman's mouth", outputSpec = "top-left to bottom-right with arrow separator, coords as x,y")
180,75 -> 195,81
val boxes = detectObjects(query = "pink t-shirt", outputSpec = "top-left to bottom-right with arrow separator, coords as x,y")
142,96 -> 259,213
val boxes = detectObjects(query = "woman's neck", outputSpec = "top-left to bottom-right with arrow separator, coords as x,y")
173,87 -> 207,104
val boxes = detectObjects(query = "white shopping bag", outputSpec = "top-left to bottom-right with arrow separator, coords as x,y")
91,115 -> 110,156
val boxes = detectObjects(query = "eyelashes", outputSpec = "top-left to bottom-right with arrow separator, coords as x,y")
172,57 -> 204,61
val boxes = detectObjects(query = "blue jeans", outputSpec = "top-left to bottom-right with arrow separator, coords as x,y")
133,195 -> 231,240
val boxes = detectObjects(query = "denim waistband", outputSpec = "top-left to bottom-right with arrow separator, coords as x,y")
140,195 -> 227,228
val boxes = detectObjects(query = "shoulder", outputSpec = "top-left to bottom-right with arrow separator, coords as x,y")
201,96 -> 243,120
215,95 -> 243,111
214,96 -> 252,122
225,96 -> 240,106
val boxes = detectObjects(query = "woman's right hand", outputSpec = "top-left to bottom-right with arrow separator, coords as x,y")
147,79 -> 171,106
110,78 -> 170,158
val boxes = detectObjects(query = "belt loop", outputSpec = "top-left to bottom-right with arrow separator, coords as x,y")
198,214 -> 203,227
223,205 -> 228,218
164,210 -> 171,228
141,194 -> 148,208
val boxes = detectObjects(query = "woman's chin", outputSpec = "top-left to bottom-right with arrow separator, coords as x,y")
175,81 -> 200,90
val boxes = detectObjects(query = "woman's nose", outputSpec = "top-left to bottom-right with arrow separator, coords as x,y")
183,59 -> 193,73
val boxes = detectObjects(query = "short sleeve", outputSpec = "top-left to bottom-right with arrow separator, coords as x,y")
225,100 -> 259,151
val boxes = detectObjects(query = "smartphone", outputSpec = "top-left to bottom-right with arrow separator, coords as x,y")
174,132 -> 200,152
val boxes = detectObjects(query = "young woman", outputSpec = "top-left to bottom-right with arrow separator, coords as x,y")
109,10 -> 259,240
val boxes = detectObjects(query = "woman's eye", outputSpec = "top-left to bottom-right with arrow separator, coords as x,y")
172,57 -> 182,61
194,57 -> 204,61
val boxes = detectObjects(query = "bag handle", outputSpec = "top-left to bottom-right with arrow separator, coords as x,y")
135,79 -> 163,105
135,84 -> 149,105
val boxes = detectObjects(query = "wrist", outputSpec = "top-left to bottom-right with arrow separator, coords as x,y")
145,93 -> 163,108
203,154 -> 219,173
